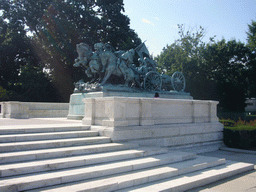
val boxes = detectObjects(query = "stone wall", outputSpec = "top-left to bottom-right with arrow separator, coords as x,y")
67,90 -> 193,120
82,97 -> 219,126
83,97 -> 223,148
0,102 -> 69,118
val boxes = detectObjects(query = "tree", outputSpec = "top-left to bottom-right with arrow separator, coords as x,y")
0,16 -> 36,90
0,86 -> 9,101
156,25 -> 252,112
247,20 -> 256,51
0,0 -> 141,102
246,20 -> 256,98
156,25 -> 206,74
17,64 -> 60,102
95,0 -> 141,50
204,39 -> 250,112
0,16 -> 60,102
155,24 -> 216,100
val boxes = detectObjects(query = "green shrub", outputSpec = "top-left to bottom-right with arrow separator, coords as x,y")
219,119 -> 235,127
223,128 -> 255,149
222,118 -> 256,149
225,126 -> 256,131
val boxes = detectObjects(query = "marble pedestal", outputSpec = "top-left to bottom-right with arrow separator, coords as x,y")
67,93 -> 87,120
67,85 -> 192,120
82,97 -> 223,148
82,97 -> 219,127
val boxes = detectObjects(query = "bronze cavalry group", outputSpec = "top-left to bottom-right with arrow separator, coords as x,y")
73,42 -> 185,92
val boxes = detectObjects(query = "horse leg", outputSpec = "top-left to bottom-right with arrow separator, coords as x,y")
124,69 -> 137,87
133,75 -> 140,88
89,74 -> 98,83
85,68 -> 92,78
100,70 -> 112,85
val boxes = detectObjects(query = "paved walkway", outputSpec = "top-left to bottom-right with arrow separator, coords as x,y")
186,148 -> 256,192
1,118 -> 256,192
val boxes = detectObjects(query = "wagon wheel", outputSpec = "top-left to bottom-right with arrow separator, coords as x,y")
171,72 -> 186,92
144,71 -> 162,91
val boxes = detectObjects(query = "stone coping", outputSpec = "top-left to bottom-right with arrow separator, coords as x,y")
0,102 -> 69,119
0,118 -> 81,126
220,147 -> 256,154
82,96 -> 219,127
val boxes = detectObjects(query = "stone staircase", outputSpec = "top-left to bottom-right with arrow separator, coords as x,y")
0,124 -> 253,192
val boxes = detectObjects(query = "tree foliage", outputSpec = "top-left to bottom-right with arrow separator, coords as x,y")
247,20 -> 256,51
156,24 -> 254,112
245,20 -> 256,98
155,25 -> 216,100
0,17 -> 30,88
156,25 -> 206,75
204,39 -> 251,112
0,0 -> 141,102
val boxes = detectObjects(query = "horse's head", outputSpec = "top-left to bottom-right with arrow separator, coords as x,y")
77,43 -> 92,57
74,43 -> 93,67
76,43 -> 89,52
94,43 -> 104,52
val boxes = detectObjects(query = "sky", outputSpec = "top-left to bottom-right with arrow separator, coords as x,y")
123,0 -> 256,56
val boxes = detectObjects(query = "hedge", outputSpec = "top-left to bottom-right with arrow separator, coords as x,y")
223,128 -> 256,149
221,119 -> 256,149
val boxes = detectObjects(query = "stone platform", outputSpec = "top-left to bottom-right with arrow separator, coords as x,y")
0,102 -> 69,119
0,118 -> 254,192
82,97 -> 218,126
67,85 -> 192,120
81,96 -> 223,149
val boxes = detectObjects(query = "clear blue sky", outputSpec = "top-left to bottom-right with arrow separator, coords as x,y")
123,0 -> 256,56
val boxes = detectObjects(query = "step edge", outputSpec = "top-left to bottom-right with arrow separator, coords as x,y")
22,156 -> 227,192
0,148 -> 169,177
0,143 -> 139,163
0,152 -> 195,191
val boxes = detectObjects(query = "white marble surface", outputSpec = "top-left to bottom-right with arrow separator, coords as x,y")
0,120 -> 253,192
82,97 -> 219,127
0,102 -> 69,118
0,143 -> 139,164
0,152 -> 196,191
0,136 -> 111,152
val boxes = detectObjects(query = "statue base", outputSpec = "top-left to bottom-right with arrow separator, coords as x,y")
67,84 -> 193,120
82,96 -> 223,148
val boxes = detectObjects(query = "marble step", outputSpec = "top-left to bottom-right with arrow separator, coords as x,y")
0,130 -> 99,143
0,136 -> 111,152
116,160 -> 254,192
0,152 -> 195,192
24,155 -> 227,192
0,124 -> 89,135
0,142 -> 139,164
0,147 -> 169,177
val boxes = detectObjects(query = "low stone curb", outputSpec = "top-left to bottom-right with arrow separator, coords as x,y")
220,147 -> 256,155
